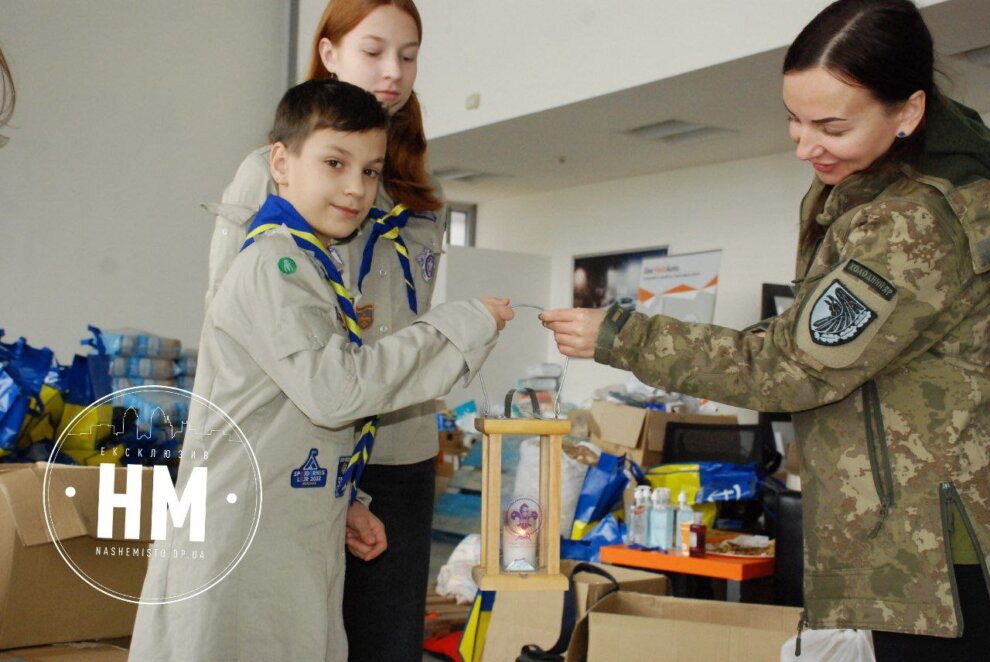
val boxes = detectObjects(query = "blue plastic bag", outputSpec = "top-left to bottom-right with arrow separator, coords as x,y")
0,330 -> 55,456
570,451 -> 634,539
561,513 -> 626,562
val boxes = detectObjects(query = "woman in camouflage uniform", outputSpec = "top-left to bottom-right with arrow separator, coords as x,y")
543,0 -> 990,657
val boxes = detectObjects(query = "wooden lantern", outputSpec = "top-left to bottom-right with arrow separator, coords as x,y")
472,390 -> 571,592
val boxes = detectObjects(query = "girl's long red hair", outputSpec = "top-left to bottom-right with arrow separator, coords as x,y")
307,0 -> 442,212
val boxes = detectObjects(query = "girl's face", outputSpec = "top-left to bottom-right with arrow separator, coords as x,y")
319,5 -> 420,116
782,67 -> 924,185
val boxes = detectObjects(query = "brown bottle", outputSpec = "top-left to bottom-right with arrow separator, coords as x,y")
689,512 -> 707,558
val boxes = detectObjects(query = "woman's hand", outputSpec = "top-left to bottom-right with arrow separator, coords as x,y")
345,501 -> 387,561
481,297 -> 515,331
540,307 -> 607,358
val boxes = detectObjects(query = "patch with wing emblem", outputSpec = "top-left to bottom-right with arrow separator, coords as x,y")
809,280 -> 876,346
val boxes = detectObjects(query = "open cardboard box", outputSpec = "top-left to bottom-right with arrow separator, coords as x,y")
0,463 -> 153,650
567,592 -> 802,662
0,640 -> 129,661
589,401 -> 737,467
481,561 -> 668,662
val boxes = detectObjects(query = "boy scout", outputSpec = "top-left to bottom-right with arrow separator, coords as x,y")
130,79 -> 512,661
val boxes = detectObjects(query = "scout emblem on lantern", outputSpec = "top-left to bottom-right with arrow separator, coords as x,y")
503,496 -> 542,572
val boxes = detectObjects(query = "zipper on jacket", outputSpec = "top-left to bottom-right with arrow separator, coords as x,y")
939,481 -> 990,636
863,380 -> 895,538
794,610 -> 808,656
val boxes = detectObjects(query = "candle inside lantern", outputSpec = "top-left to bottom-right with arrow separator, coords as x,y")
502,496 -> 541,572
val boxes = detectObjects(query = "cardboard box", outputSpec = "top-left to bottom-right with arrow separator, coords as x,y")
0,463 -> 153,650
567,592 -> 802,662
589,401 -> 737,467
481,561 -> 668,662
0,641 -> 129,661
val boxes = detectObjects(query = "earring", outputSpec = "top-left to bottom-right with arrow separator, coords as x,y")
328,71 -> 338,81
897,131 -> 907,138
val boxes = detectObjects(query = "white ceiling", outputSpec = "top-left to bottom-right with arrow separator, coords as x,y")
428,0 -> 990,201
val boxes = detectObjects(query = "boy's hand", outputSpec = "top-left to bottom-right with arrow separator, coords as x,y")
539,307 -> 606,358
345,501 -> 387,561
482,297 -> 514,331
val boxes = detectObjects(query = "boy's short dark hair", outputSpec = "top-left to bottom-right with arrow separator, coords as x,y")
273,79 -> 388,153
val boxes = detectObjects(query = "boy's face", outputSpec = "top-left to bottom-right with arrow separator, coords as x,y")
271,127 -> 386,244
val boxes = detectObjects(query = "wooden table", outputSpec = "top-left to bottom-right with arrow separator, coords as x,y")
600,544 -> 775,602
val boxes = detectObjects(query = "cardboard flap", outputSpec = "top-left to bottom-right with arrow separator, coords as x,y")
590,401 -> 647,449
0,464 -> 87,547
0,463 -> 155,548
583,592 -> 802,661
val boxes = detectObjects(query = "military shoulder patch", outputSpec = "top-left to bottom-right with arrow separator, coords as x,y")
843,260 -> 896,301
809,280 -> 876,346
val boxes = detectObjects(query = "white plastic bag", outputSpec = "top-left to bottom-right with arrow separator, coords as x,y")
435,534 -> 480,604
780,628 -> 875,662
512,437 -> 588,533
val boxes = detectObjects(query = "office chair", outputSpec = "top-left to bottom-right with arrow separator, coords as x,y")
661,422 -> 782,474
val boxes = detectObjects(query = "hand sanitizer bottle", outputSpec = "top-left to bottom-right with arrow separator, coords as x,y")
676,490 -> 695,552
648,487 -> 674,551
627,485 -> 651,546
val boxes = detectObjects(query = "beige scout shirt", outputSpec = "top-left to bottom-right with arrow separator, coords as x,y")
130,227 -> 495,661
205,146 -> 448,466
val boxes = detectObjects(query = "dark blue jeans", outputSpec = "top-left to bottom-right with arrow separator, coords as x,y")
343,458 -> 436,662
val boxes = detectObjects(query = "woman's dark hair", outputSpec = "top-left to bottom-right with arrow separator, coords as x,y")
784,0 -> 936,249
0,46 -> 14,128
273,79 -> 388,154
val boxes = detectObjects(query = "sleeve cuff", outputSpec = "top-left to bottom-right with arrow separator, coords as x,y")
594,304 -> 632,365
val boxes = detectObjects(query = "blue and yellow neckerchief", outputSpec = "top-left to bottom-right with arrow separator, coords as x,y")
242,194 -> 376,502
357,204 -> 418,314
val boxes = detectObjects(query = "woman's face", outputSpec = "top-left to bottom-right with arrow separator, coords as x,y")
782,67 -> 921,186
319,5 -> 420,116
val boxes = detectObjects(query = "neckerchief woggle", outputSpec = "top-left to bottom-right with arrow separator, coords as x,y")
357,204 -> 418,314
241,194 -> 376,502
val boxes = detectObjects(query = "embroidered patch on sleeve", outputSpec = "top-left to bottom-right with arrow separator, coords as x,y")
843,260 -> 896,301
809,280 -> 877,346
278,257 -> 297,274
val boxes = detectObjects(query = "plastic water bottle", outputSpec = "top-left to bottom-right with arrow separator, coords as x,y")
627,485 -> 652,546
648,487 -> 675,551
676,491 -> 695,552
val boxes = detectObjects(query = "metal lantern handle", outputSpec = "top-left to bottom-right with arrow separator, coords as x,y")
503,387 -> 541,419
476,303 -> 569,419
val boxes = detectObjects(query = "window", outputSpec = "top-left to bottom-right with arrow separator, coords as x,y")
445,202 -> 476,247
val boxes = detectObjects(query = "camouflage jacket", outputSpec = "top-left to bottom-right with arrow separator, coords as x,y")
597,113 -> 990,635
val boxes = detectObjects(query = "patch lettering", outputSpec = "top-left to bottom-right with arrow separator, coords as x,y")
809,280 -> 876,346
844,260 -> 896,301
291,448 -> 328,488
334,455 -> 351,497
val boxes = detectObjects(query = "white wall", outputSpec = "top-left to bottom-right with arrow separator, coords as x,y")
431,246 -> 551,415
471,150 -> 814,420
0,1 -> 289,359
413,0 -> 946,139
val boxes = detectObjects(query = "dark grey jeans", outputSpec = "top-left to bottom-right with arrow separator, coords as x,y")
343,458 -> 436,662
